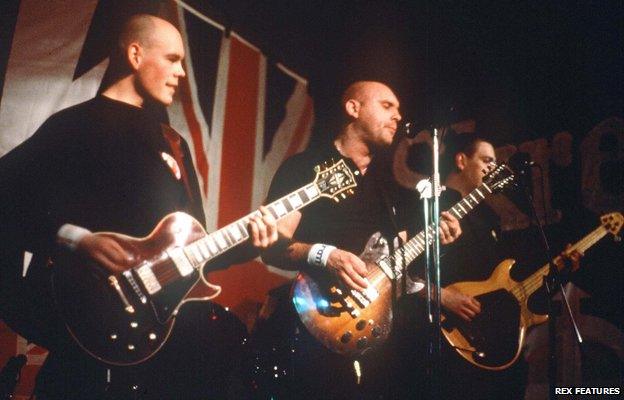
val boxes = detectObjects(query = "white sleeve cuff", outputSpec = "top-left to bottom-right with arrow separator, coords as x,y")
57,224 -> 92,251
307,243 -> 337,268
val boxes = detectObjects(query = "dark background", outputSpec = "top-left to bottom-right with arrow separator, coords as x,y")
2,0 -> 621,145
195,0 -> 624,337
0,0 -> 621,390
194,0 -> 622,146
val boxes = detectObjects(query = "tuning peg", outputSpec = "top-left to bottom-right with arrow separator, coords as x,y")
333,197 -> 340,203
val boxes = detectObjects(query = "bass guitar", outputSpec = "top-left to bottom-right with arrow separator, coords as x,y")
441,212 -> 623,370
52,159 -> 357,365
292,164 -> 515,356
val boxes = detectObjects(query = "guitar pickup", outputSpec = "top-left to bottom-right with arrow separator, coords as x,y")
349,289 -> 370,308
166,247 -> 194,277
349,286 -> 379,308
363,286 -> 379,301
135,264 -> 161,296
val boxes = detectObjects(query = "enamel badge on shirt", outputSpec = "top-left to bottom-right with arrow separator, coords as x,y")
161,152 -> 181,180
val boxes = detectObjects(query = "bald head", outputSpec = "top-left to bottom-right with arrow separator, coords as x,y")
338,80 -> 401,148
341,81 -> 395,108
118,14 -> 178,53
103,14 -> 185,107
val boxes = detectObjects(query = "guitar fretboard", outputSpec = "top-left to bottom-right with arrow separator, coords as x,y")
513,223 -> 611,300
382,183 -> 494,275
181,183 -> 322,268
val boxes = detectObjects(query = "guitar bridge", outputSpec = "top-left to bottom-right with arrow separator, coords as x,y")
108,275 -> 135,313
123,270 -> 148,304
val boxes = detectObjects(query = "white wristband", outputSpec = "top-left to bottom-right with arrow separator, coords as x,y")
307,243 -> 337,268
57,224 -> 92,251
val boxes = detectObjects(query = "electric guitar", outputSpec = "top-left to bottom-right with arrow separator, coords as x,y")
441,212 -> 623,370
52,159 -> 357,366
292,164 -> 515,356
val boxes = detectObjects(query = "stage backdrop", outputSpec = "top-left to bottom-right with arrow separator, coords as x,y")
0,1 -> 311,397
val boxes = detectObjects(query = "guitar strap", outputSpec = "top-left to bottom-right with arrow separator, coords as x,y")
161,124 -> 196,204
373,170 -> 403,246
373,171 -> 425,297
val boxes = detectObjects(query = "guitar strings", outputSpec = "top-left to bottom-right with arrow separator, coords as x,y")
513,227 -> 607,300
451,225 -> 608,319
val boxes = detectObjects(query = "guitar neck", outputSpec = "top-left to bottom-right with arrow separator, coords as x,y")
519,223 -> 610,297
182,183 -> 322,268
386,183 -> 494,271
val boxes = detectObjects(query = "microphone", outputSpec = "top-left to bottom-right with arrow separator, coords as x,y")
399,121 -> 451,139
508,151 -> 535,174
399,121 -> 417,138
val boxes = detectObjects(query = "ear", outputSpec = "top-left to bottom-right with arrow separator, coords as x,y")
344,99 -> 360,119
127,43 -> 142,71
455,152 -> 467,171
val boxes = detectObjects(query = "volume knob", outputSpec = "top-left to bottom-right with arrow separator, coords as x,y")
340,331 -> 353,343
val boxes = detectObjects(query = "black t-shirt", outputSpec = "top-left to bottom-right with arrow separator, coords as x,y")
435,188 -> 504,286
0,96 -> 204,344
266,144 -> 413,255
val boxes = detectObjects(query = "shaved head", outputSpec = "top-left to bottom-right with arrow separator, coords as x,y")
341,81 -> 394,107
118,14 -> 175,52
338,80 -> 401,148
103,14 -> 185,107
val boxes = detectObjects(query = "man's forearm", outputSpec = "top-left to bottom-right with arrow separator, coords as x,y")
262,239 -> 313,271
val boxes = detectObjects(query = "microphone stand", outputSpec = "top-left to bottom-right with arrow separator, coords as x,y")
431,128 -> 443,398
416,179 -> 433,325
517,164 -> 582,399
417,128 -> 443,398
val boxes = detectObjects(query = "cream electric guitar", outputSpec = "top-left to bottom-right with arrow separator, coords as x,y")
442,212 -> 623,370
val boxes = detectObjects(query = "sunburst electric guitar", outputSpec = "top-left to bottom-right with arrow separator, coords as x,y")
52,159 -> 357,366
441,212 -> 623,370
292,164 -> 515,356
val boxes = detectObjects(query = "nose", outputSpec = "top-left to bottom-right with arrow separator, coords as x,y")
176,62 -> 186,78
393,111 -> 402,122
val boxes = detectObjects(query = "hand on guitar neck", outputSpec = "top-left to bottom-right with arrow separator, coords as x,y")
438,211 -> 463,245
552,243 -> 583,273
70,205 -> 278,274
440,244 -> 584,322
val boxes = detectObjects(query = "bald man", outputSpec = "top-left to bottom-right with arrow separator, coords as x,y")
0,14 -> 276,399
264,81 -> 460,293
258,81 -> 461,398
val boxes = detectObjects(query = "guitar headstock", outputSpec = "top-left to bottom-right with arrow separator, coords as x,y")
482,163 -> 515,192
314,159 -> 357,202
600,212 -> 623,239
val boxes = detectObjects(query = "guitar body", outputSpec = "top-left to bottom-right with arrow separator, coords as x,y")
441,259 -> 544,370
291,164 -> 517,356
50,159 -> 359,365
292,233 -> 396,356
442,212 -> 623,370
52,212 -> 213,366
